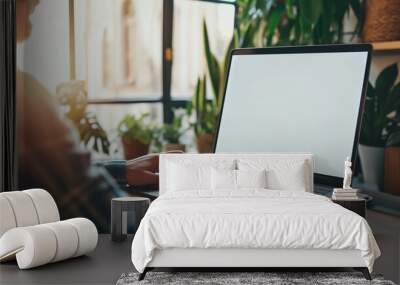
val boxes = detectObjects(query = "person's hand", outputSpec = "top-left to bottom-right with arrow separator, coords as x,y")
126,151 -> 183,187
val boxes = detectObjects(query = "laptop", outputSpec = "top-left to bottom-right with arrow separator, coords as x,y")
213,44 -> 372,187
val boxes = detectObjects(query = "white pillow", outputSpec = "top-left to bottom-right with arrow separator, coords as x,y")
236,169 -> 267,189
166,159 -> 235,192
211,169 -> 267,190
167,163 -> 210,191
266,164 -> 306,191
238,159 -> 308,191
211,168 -> 236,190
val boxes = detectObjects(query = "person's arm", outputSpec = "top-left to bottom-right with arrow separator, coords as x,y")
96,160 -> 127,185
126,154 -> 159,187
101,151 -> 183,189
125,151 -> 184,187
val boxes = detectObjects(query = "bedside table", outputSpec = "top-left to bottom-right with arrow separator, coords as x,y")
332,198 -> 366,218
111,197 -> 150,242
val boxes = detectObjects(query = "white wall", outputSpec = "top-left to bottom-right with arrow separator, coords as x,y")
18,0 -> 70,94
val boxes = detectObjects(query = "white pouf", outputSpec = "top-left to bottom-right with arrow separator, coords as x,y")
0,189 -> 98,269
24,188 -> 60,223
0,196 -> 17,237
1,191 -> 40,227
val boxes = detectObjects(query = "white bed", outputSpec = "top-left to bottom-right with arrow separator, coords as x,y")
131,154 -> 380,280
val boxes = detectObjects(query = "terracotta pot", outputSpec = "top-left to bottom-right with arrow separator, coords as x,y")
384,147 -> 400,196
164,143 -> 186,152
121,137 -> 149,160
358,144 -> 385,189
362,0 -> 400,42
196,133 -> 214,153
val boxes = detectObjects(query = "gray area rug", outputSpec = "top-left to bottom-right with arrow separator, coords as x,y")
117,272 -> 396,285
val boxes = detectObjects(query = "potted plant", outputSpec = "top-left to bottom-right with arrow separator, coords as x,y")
359,63 -> 400,189
191,1 -> 363,153
384,115 -> 400,196
117,113 -> 153,159
154,110 -> 187,152
362,0 -> 400,43
187,22 -> 237,153
56,81 -> 110,155
187,76 -> 216,153
236,0 -> 362,47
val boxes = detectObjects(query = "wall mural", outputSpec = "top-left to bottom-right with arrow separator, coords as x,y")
15,0 -> 235,232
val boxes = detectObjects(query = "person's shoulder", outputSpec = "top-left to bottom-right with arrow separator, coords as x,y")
18,70 -> 49,94
17,70 -> 57,107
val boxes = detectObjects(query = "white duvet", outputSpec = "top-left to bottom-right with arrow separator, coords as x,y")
131,190 -> 380,273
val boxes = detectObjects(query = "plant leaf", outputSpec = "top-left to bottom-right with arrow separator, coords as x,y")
266,7 -> 283,45
299,0 -> 323,26
241,22 -> 257,48
375,63 -> 398,101
384,82 -> 400,113
203,20 -> 221,103
387,131 -> 400,147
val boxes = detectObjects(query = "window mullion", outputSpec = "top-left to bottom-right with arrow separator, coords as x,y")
162,0 -> 174,123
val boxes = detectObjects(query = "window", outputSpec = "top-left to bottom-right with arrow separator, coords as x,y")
73,0 -> 236,158
171,0 -> 235,98
75,0 -> 163,100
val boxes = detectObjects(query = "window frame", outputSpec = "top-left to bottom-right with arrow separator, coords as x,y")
84,0 -> 236,124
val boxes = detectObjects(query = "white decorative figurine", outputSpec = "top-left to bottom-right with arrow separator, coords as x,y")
343,157 -> 352,189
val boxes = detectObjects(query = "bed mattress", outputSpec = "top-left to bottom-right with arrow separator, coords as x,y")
131,190 -> 380,273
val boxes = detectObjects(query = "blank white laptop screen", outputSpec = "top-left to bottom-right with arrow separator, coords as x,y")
214,45 -> 370,181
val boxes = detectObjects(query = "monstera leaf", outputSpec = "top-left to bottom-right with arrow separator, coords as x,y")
56,81 -> 110,154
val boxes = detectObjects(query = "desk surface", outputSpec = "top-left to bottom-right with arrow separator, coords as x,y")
0,234 -> 134,285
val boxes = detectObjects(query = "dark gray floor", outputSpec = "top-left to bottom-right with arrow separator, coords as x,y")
0,234 -> 134,285
1,210 -> 399,285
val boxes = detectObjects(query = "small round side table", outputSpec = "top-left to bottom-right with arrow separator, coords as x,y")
111,197 -> 150,242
